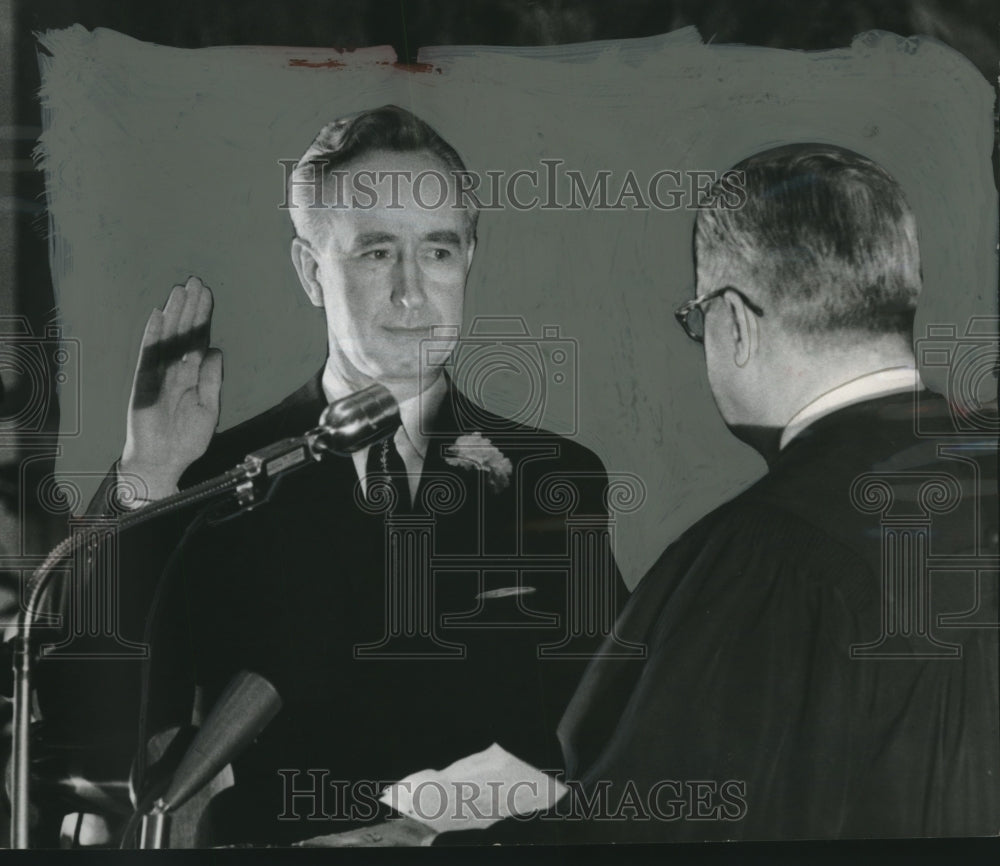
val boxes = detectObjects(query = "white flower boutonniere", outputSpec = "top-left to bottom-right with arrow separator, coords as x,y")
444,433 -> 513,493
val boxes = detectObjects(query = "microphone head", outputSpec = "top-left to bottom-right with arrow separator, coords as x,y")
317,383 -> 401,455
159,671 -> 282,814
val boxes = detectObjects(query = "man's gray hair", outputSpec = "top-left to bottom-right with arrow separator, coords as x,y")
287,104 -> 478,243
696,143 -> 921,338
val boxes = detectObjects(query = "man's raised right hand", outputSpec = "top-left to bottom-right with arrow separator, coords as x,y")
119,277 -> 223,502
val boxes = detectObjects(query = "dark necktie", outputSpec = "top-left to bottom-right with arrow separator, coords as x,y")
365,434 -> 410,513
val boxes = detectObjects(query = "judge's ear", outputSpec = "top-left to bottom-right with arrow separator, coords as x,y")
723,289 -> 758,369
291,237 -> 324,308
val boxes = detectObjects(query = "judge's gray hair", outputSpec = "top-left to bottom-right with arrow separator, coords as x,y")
696,144 -> 921,338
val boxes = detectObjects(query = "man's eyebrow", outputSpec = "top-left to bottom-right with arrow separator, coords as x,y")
353,231 -> 397,247
424,230 -> 463,245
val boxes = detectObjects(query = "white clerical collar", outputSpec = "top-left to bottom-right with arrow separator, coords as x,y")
779,366 -> 925,451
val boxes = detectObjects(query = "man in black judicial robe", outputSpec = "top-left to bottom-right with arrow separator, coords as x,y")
34,106 -> 625,846
548,388 -> 998,841
424,144 -> 999,846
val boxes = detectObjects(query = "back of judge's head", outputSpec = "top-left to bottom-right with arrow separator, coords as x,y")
695,143 -> 921,342
691,144 -> 922,432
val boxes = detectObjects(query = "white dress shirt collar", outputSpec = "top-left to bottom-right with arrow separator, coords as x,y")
779,366 -> 925,451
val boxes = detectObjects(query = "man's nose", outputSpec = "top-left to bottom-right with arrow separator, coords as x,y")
391,254 -> 427,310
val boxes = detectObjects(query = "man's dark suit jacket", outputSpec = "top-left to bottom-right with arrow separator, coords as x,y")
39,372 -> 625,845
466,389 -> 999,844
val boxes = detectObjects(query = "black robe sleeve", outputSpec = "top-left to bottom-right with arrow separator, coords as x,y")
554,503 -> 999,841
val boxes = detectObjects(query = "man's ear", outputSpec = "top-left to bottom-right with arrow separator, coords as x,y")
724,290 -> 758,369
291,237 -> 324,308
464,235 -> 477,274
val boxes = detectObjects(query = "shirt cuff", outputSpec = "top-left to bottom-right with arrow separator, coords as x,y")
112,460 -> 178,511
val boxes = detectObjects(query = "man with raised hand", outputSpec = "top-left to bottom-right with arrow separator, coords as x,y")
41,106 -> 625,847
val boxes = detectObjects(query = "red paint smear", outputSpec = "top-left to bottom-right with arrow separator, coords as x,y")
289,58 -> 347,69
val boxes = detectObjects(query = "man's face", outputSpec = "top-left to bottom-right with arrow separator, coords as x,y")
294,149 -> 475,393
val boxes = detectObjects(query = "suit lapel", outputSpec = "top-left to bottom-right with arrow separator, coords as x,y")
272,368 -> 328,438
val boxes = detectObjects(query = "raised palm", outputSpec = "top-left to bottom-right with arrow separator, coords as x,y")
120,277 -> 222,500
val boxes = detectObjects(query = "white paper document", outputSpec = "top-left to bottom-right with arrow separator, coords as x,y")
379,744 -> 568,834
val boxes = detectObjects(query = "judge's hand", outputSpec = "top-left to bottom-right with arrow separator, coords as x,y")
119,277 -> 222,501
294,817 -> 438,848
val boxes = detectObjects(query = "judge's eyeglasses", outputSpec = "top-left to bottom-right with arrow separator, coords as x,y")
674,287 -> 765,343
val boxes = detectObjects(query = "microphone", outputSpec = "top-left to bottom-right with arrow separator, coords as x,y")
139,670 -> 282,848
7,387 -> 399,849
312,382 -> 401,456
230,383 -> 400,510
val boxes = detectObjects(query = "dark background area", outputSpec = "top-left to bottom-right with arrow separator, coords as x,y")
0,0 -> 996,858
12,0 -> 1000,66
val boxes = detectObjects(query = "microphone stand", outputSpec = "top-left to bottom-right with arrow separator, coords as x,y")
9,384 -> 399,848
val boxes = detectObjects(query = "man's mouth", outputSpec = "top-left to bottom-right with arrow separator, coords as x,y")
382,325 -> 430,336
